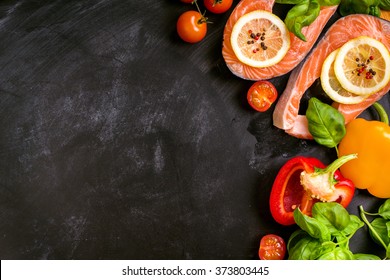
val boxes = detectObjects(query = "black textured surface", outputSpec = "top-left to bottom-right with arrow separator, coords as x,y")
0,0 -> 388,260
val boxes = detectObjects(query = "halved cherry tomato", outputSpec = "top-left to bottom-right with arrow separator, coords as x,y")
203,0 -> 233,14
177,10 -> 207,43
247,81 -> 278,112
259,234 -> 286,260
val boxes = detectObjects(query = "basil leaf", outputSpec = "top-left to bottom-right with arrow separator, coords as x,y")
341,214 -> 364,236
380,0 -> 390,10
353,253 -> 381,260
306,97 -> 346,148
369,217 -> 390,246
284,0 -> 320,41
288,236 -> 323,260
318,0 -> 341,5
287,229 -> 310,253
387,220 -> 390,238
378,199 -> 390,219
318,247 -> 354,260
340,0 -> 381,16
312,202 -> 351,233
294,207 -> 331,241
387,243 -> 390,259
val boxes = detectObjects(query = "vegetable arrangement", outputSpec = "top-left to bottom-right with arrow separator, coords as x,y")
288,202 -> 382,260
178,0 -> 390,260
287,199 -> 390,259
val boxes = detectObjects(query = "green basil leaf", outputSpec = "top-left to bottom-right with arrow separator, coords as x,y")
312,202 -> 351,233
294,207 -> 331,241
387,220 -> 390,238
287,229 -> 310,253
317,247 -> 354,260
380,0 -> 390,10
318,0 -> 341,5
341,214 -> 364,236
369,217 -> 390,246
378,199 -> 390,219
340,0 -> 381,16
387,243 -> 390,259
306,97 -> 346,148
285,0 -> 320,41
353,253 -> 381,260
288,236 -> 323,260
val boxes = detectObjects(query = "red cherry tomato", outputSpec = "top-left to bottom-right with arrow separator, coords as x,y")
177,10 -> 207,43
258,234 -> 286,260
203,0 -> 233,14
180,0 -> 194,3
247,81 -> 278,112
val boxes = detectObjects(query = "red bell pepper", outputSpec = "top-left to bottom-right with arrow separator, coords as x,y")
269,154 -> 357,226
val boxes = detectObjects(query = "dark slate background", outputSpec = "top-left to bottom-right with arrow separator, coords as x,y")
0,0 -> 387,259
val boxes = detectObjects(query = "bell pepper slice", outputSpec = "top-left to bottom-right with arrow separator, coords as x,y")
269,155 -> 356,226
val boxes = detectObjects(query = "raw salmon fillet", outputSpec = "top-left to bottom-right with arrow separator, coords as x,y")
273,14 -> 390,139
222,0 -> 338,80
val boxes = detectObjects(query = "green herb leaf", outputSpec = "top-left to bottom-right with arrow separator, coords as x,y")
341,215 -> 364,236
317,247 -> 354,260
306,97 -> 346,148
318,0 -> 341,5
294,207 -> 331,241
353,253 -> 381,260
378,199 -> 390,219
287,229 -> 309,253
369,217 -> 390,246
288,236 -> 323,260
380,0 -> 390,10
340,0 -> 381,17
284,0 -> 320,41
312,202 -> 351,234
387,243 -> 390,259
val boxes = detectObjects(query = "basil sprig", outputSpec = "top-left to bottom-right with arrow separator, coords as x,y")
306,97 -> 346,152
275,0 -> 340,41
288,202 -> 381,259
359,199 -> 390,259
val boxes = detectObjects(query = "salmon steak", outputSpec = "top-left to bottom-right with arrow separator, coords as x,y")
273,14 -> 390,139
222,0 -> 338,80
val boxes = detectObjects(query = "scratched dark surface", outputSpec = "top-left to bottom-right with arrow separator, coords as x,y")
0,0 -> 388,260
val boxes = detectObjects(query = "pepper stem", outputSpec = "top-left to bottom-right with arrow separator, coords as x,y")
372,102 -> 389,125
318,153 -> 357,184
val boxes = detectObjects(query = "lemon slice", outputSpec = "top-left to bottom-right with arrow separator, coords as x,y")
334,36 -> 390,96
321,49 -> 371,104
230,10 -> 290,68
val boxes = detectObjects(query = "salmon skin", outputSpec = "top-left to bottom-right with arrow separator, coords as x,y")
222,0 -> 338,81
273,14 -> 390,139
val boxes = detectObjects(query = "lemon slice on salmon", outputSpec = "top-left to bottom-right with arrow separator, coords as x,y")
321,49 -> 370,104
230,10 -> 290,68
333,36 -> 390,96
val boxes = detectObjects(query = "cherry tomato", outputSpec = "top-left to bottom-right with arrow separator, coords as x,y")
177,10 -> 207,43
258,234 -> 286,260
247,81 -> 278,112
180,0 -> 194,3
203,0 -> 233,14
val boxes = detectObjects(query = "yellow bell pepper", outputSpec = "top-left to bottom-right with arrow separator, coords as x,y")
338,117 -> 390,198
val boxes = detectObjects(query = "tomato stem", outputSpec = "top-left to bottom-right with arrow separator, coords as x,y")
192,0 -> 210,24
